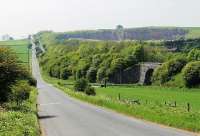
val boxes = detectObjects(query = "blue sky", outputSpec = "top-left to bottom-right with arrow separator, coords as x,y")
0,0 -> 200,38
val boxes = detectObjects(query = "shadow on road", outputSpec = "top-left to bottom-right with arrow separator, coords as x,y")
38,115 -> 57,120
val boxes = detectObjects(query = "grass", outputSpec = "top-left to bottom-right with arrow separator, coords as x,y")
41,71 -> 200,133
0,39 -> 30,63
0,88 -> 40,136
96,86 -> 200,112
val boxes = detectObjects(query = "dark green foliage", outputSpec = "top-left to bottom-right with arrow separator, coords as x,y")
11,81 -> 32,105
86,67 -> 97,83
183,61 -> 200,87
74,78 -> 88,92
60,67 -> 71,80
0,48 -> 30,102
85,86 -> 96,96
74,78 -> 96,95
153,58 -> 187,85
27,76 -> 37,87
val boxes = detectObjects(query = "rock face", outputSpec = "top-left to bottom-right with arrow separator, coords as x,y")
108,63 -> 161,85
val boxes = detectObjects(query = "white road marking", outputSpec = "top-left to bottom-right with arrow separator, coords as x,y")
39,102 -> 61,106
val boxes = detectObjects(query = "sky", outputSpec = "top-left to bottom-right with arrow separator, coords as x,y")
0,0 -> 200,38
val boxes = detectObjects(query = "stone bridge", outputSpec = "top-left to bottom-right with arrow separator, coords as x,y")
109,62 -> 162,85
139,63 -> 162,85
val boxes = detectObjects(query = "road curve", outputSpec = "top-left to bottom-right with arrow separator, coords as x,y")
32,43 -> 196,136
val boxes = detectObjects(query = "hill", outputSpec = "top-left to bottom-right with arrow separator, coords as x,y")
37,27 -> 200,41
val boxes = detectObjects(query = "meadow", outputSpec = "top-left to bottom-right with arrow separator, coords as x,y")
0,39 -> 30,63
96,86 -> 200,112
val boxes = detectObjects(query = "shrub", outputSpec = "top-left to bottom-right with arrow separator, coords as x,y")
11,81 -> 32,105
153,58 -> 187,85
183,61 -> 200,87
74,78 -> 88,92
0,48 -> 30,102
85,86 -> 96,96
27,76 -> 37,87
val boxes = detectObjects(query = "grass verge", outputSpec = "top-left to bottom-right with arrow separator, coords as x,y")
0,88 -> 40,136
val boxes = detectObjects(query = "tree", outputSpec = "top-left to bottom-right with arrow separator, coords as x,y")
74,78 -> 88,92
0,48 -> 30,102
86,67 -> 97,83
183,61 -> 200,87
153,57 -> 187,85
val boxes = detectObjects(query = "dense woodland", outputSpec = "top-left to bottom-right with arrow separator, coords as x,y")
35,31 -> 200,88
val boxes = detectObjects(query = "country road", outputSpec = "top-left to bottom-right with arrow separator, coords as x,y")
31,42 -> 196,136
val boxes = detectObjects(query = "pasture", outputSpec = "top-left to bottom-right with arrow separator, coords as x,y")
96,86 -> 200,112
0,39 -> 30,66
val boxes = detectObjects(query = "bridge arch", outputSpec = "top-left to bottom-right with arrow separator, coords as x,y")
139,63 -> 162,85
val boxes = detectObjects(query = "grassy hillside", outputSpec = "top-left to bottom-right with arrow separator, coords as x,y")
36,27 -> 200,41
185,27 -> 200,39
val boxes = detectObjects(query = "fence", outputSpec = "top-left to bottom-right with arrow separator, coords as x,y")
116,93 -> 192,112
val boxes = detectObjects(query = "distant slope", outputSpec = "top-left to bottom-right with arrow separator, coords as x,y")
51,27 -> 200,41
184,27 -> 200,39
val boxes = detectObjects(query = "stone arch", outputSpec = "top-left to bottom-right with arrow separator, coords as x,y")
144,69 -> 154,85
139,63 -> 162,85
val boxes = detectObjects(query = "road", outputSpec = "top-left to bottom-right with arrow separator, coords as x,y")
31,42 -> 196,136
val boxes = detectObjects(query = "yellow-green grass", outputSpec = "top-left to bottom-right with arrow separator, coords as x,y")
41,70 -> 200,132
0,39 -> 31,65
0,89 -> 40,136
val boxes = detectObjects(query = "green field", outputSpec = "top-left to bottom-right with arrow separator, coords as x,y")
0,39 -> 30,65
185,27 -> 200,39
96,86 -> 200,112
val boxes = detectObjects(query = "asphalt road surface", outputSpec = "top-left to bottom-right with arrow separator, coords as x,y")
32,42 -> 196,136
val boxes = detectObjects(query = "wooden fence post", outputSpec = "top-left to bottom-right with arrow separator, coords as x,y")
118,93 -> 121,101
174,101 -> 176,107
187,103 -> 190,112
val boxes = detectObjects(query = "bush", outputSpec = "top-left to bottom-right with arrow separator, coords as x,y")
11,81 -> 32,105
85,86 -> 96,96
183,61 -> 200,87
153,58 -> 187,85
74,78 -> 88,92
27,76 -> 37,87
0,48 -> 30,102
